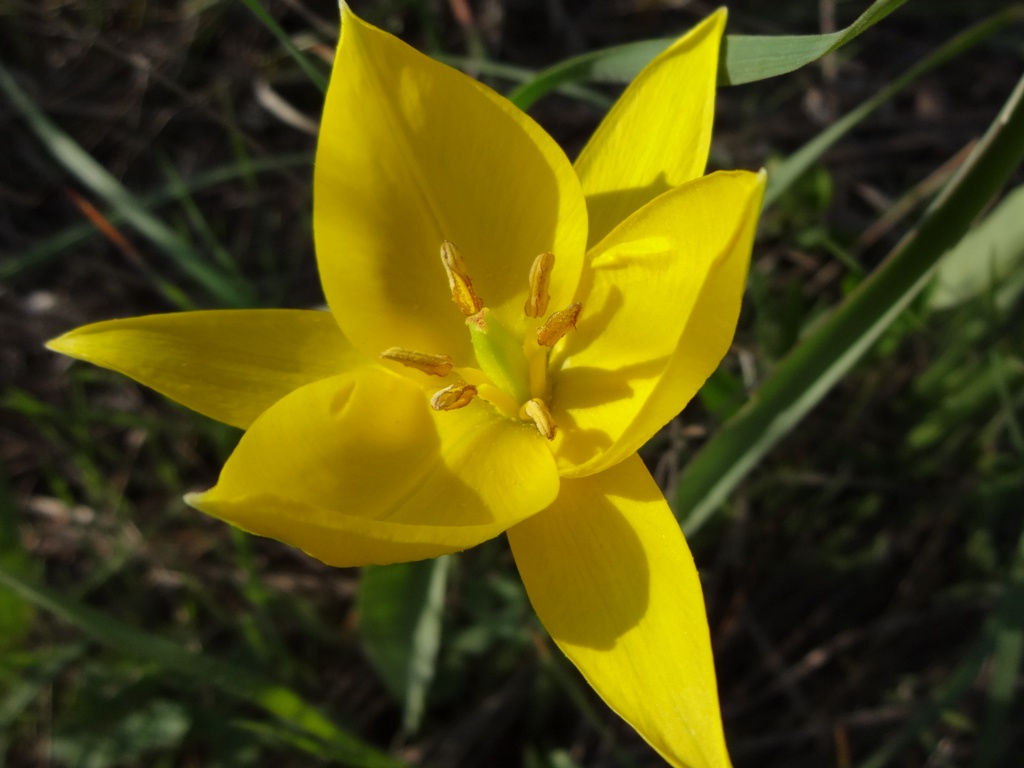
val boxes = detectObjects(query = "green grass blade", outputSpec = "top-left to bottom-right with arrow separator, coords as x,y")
435,54 -> 612,108
216,85 -> 261,193
157,154 -> 249,283
3,153 -> 311,282
0,565 -> 408,768
765,7 -> 1024,207
676,71 -> 1024,535
507,38 -> 671,110
0,63 -> 255,308
229,529 -> 291,667
860,523 -> 1024,768
973,561 -> 1024,767
0,465 -> 34,650
857,633 -> 991,768
50,699 -> 192,768
238,0 -> 329,93
358,556 -> 450,735
0,646 -> 85,729
989,351 -> 1024,457
508,0 -> 910,110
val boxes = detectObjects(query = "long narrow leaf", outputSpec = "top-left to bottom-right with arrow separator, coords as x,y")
929,183 -> 1024,310
765,7 -> 1024,206
0,646 -> 85,729
0,64 -> 254,308
0,464 -> 34,648
509,0 -> 910,110
238,0 -> 329,93
3,153 -> 311,282
359,556 -> 450,735
0,565 -> 407,768
720,0 -> 908,86
435,54 -> 612,108
859,522 -> 1024,768
676,72 -> 1024,535
972,530 -> 1024,768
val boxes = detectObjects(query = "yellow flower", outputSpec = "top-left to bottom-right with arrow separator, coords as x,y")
48,6 -> 764,767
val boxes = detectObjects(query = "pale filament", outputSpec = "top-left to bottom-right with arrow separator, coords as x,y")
389,241 -> 584,440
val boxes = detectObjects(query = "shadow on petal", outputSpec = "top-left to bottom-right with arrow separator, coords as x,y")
551,285 -> 624,365
508,456 -> 665,649
190,366 -> 561,566
552,355 -> 668,410
510,454 -> 732,768
581,173 -> 673,246
316,9 -> 587,361
549,355 -> 668,471
549,411 -> 613,469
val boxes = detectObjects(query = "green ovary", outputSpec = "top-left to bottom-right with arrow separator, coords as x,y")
467,308 -> 532,405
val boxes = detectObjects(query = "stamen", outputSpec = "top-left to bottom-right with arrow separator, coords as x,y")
522,398 -> 556,440
524,252 -> 555,318
536,303 -> 582,347
380,347 -> 453,377
524,336 -> 549,400
431,383 -> 478,411
440,240 -> 484,316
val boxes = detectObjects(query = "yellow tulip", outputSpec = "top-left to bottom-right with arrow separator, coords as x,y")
48,6 -> 764,766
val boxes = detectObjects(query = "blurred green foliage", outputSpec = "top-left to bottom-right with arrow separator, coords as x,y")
1,0 -> 1023,766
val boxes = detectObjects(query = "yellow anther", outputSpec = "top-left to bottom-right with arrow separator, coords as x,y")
536,302 -> 582,347
524,251 -> 555,318
522,398 -> 556,440
431,383 -> 478,411
380,347 -> 453,377
440,240 -> 484,316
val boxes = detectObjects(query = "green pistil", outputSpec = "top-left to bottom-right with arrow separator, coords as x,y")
467,308 -> 531,405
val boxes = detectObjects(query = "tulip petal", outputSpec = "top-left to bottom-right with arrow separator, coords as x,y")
315,6 -> 587,364
46,310 -> 362,429
508,454 -> 731,768
188,365 -> 559,566
551,170 -> 764,477
575,9 -> 727,248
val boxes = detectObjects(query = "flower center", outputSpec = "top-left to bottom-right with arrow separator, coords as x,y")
466,307 -> 531,405
378,241 -> 581,440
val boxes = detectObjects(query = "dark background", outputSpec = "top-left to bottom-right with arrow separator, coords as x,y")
2,1 -> 1023,766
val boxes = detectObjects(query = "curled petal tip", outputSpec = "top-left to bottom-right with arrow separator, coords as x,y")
183,491 -> 208,511
43,335 -> 67,354
44,328 -> 86,356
